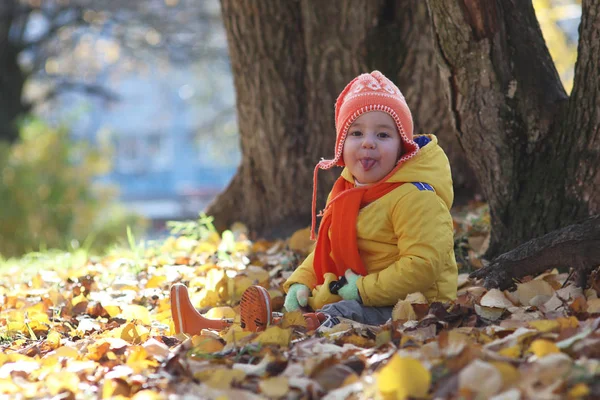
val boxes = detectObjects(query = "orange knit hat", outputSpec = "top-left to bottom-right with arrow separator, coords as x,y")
310,71 -> 419,239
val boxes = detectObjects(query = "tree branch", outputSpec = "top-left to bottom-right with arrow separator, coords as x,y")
470,215 -> 600,290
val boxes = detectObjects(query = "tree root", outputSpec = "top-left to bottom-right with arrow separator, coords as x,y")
469,215 -> 600,290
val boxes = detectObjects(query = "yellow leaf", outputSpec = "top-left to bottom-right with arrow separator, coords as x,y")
232,276 -> 254,300
342,334 -> 372,348
46,372 -> 80,395
204,306 -> 236,320
221,324 -> 253,345
281,310 -> 307,329
120,305 -> 151,325
529,339 -> 560,357
405,292 -> 428,304
30,312 -> 50,325
102,378 -> 130,398
131,390 -> 163,400
126,346 -> 157,373
391,300 -> 417,321
489,361 -> 520,389
192,289 -> 220,308
259,376 -> 289,398
0,378 -> 20,394
72,293 -> 88,306
377,354 -> 431,400
7,321 -> 26,334
255,326 -> 292,347
557,316 -> 579,330
146,275 -> 166,289
498,345 -> 521,359
191,335 -> 225,354
195,368 -> 246,390
46,330 -> 62,350
55,346 -> 80,359
103,305 -> 121,318
205,268 -> 228,296
118,322 -> 150,344
568,383 -> 590,399
528,320 -> 560,333
586,298 -> 600,314
288,227 -> 314,254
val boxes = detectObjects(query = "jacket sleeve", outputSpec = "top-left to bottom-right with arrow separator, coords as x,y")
282,251 -> 318,293
356,189 -> 454,306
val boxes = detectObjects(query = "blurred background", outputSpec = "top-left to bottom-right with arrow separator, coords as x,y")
0,0 -> 582,258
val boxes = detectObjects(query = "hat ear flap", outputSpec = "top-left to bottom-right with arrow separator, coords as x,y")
334,76 -> 360,127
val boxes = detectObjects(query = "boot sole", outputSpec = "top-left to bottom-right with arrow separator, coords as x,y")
240,286 -> 271,332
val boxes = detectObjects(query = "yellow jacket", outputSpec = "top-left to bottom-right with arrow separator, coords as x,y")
283,135 -> 457,309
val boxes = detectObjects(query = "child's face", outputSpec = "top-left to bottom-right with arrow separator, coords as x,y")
342,111 -> 402,184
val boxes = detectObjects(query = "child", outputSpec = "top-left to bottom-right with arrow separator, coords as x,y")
170,71 -> 457,334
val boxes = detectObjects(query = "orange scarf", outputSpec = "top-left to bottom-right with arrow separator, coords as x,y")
313,177 -> 403,284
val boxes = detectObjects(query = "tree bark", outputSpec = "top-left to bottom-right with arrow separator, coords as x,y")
470,215 -> 600,290
427,0 -> 600,256
211,0 -> 477,237
0,0 -> 27,144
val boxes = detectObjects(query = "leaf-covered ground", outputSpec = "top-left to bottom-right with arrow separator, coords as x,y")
1,205 -> 599,399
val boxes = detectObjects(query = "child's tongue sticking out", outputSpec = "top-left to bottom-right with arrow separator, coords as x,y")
360,158 -> 376,171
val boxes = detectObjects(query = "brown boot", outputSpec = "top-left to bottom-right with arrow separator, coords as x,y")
170,283 -> 231,335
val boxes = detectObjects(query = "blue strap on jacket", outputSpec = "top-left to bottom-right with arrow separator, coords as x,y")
411,136 -> 433,192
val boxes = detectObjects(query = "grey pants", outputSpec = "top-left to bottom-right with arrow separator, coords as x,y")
318,300 -> 393,326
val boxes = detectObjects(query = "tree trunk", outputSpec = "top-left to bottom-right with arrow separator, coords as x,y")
0,0 -> 27,144
427,0 -> 600,257
211,0 -> 478,237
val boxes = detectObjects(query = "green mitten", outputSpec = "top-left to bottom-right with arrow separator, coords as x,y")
337,269 -> 360,301
284,283 -> 310,312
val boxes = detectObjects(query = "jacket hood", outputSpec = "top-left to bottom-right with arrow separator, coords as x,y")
341,134 -> 454,209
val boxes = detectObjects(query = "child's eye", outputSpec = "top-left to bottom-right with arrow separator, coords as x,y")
350,131 -> 362,137
378,132 -> 391,138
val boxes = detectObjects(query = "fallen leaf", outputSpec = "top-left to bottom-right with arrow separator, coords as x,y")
259,376 -> 289,398
459,360 -> 503,398
191,335 -> 224,354
120,305 -> 151,325
474,304 -> 505,321
586,298 -> 600,314
118,322 -> 150,344
567,383 -> 590,399
529,339 -> 560,358
196,368 -> 246,390
221,324 -> 253,345
481,289 -> 515,308
281,310 -> 308,329
392,300 -> 417,321
516,280 -> 554,306
204,306 -> 236,320
255,326 -> 292,347
528,319 -> 560,333
377,354 -> 430,400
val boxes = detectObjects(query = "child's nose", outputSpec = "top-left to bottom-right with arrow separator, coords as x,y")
362,136 -> 376,149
